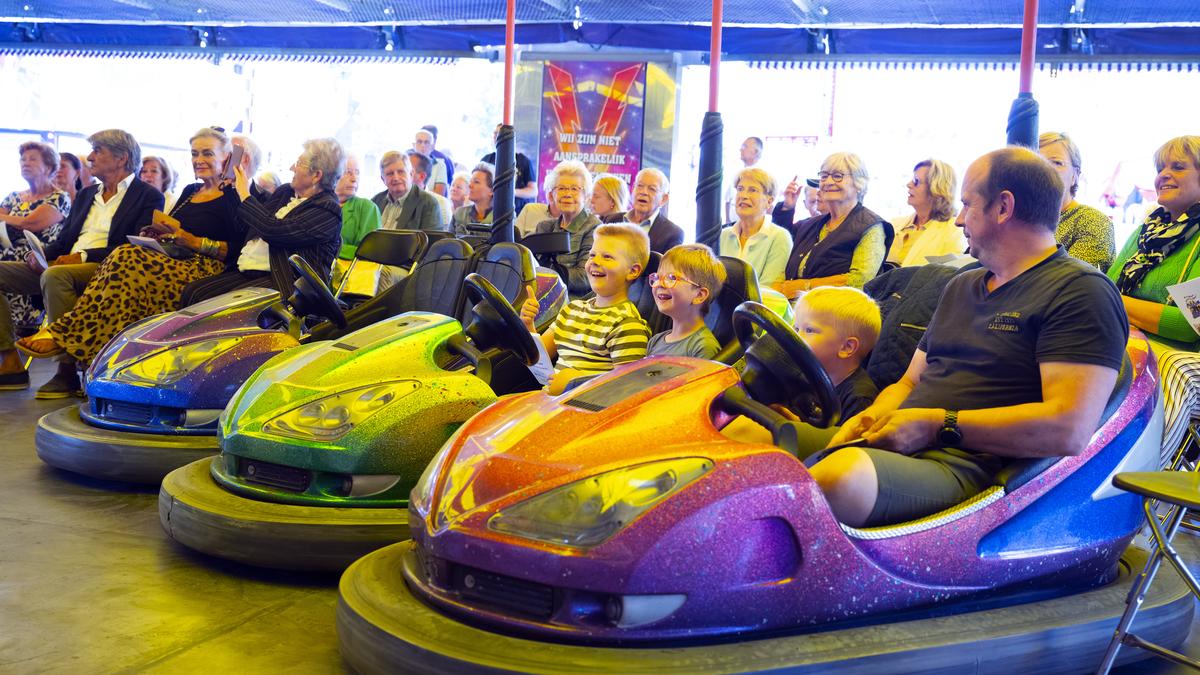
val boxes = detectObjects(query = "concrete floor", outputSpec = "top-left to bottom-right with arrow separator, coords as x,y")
1,359 -> 1198,674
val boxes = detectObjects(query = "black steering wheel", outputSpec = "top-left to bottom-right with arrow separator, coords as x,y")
732,301 -> 840,428
287,254 -> 347,329
462,273 -> 540,366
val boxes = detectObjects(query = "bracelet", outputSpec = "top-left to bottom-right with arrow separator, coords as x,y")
200,238 -> 220,258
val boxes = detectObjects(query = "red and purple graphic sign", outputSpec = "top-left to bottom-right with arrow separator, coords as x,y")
537,61 -> 646,198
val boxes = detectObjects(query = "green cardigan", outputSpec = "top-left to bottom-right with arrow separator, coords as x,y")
338,196 -> 382,260
1108,226 -> 1200,348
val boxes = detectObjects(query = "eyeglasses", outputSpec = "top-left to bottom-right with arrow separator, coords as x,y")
648,272 -> 700,289
818,171 -> 846,183
555,185 -> 583,194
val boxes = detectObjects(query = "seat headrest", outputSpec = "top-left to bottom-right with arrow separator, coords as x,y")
480,242 -> 536,285
354,230 -> 427,267
627,251 -> 665,331
419,237 -> 473,264
706,256 -> 761,347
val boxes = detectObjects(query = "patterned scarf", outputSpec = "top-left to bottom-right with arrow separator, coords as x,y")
1117,203 -> 1200,295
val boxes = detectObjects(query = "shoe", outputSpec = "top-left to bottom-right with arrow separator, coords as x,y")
16,327 -> 64,359
0,370 -> 29,391
35,371 -> 82,400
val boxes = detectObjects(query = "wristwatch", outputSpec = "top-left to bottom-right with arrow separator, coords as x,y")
937,410 -> 963,446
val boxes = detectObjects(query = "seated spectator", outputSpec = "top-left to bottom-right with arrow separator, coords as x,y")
334,154 -> 381,260
452,163 -> 494,237
449,174 -> 469,212
413,128 -> 449,197
515,175 -> 558,237
180,138 -> 344,305
0,129 -> 161,397
232,134 -> 269,203
410,151 -> 451,229
1039,132 -> 1115,271
647,244 -> 724,359
718,167 -> 792,285
54,152 -> 83,204
520,223 -> 650,395
0,142 -> 71,337
371,150 -> 441,232
421,124 -> 456,195
721,285 -> 881,453
18,127 -> 244,366
591,174 -> 629,219
887,159 -> 967,267
775,152 -> 894,298
815,147 -> 1127,527
724,136 -> 764,222
773,176 -> 823,229
602,168 -> 685,254
1108,135 -> 1200,459
535,161 -> 602,296
140,155 -> 177,213
481,123 -> 537,212
254,172 -> 280,196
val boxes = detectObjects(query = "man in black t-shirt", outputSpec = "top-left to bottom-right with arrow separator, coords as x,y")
816,147 -> 1129,528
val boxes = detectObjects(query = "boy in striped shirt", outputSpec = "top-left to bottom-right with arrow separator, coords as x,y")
520,223 -> 651,394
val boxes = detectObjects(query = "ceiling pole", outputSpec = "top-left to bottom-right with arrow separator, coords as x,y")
491,0 -> 517,243
1006,0 -> 1040,148
694,0 -> 724,249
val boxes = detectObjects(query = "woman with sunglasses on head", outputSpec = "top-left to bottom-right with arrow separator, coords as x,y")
17,127 -> 244,365
773,152 -> 893,299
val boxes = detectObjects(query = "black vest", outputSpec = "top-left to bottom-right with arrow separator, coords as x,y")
785,204 -> 894,280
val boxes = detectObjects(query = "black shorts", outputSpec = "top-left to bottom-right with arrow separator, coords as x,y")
863,447 -> 1003,526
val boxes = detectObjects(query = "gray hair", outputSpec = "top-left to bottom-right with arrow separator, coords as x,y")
546,160 -> 593,197
379,150 -> 407,174
301,138 -> 345,192
635,167 -> 670,195
233,134 -> 263,175
88,129 -> 141,173
189,127 -> 233,156
822,152 -> 869,202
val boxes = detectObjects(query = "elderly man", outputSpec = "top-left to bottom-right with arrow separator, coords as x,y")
812,147 -> 1129,527
0,129 -> 162,397
232,134 -> 268,203
601,168 -> 684,253
724,136 -> 763,222
413,128 -> 450,197
371,150 -> 441,232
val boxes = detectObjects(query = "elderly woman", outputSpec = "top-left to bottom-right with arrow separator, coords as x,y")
535,160 -> 601,296
887,159 -> 966,267
140,156 -> 178,213
334,154 -> 381,261
1039,132 -> 1115,270
591,174 -> 629,219
1108,135 -> 1200,462
0,142 -> 71,332
449,174 -> 469,212
717,167 -> 793,285
18,128 -> 243,364
774,152 -> 893,298
452,163 -> 494,237
54,152 -> 83,204
180,138 -> 344,306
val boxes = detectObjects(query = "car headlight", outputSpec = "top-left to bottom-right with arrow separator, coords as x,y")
487,458 -> 712,548
261,381 -> 420,442
113,336 -> 242,385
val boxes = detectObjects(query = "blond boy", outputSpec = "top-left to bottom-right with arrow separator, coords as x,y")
647,244 -> 726,359
521,224 -> 651,395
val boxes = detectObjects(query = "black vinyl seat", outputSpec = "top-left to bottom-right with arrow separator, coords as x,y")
461,243 -> 536,324
626,252 -> 664,332
707,256 -> 761,363
335,230 -> 428,301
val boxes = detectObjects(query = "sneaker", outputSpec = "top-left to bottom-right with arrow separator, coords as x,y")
35,371 -> 83,400
0,370 -> 29,391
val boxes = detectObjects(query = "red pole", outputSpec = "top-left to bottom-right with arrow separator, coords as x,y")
503,0 -> 515,124
708,0 -> 722,112
1018,0 -> 1039,93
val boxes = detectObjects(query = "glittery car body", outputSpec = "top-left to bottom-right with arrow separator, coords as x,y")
406,335 -> 1161,644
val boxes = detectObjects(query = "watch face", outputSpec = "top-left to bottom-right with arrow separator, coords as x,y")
938,427 -> 963,446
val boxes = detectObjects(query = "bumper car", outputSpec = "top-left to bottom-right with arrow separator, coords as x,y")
158,268 -> 543,571
337,303 -> 1192,673
36,235 -> 564,484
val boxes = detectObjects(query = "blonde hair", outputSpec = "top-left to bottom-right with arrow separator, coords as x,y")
735,167 -> 777,201
1154,135 -> 1200,173
593,174 -> 630,213
1038,132 -> 1083,196
594,223 -> 650,272
795,286 -> 881,354
914,159 -> 957,221
662,244 -> 727,313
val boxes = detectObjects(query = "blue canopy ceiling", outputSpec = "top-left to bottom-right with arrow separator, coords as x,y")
0,0 -> 1197,57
